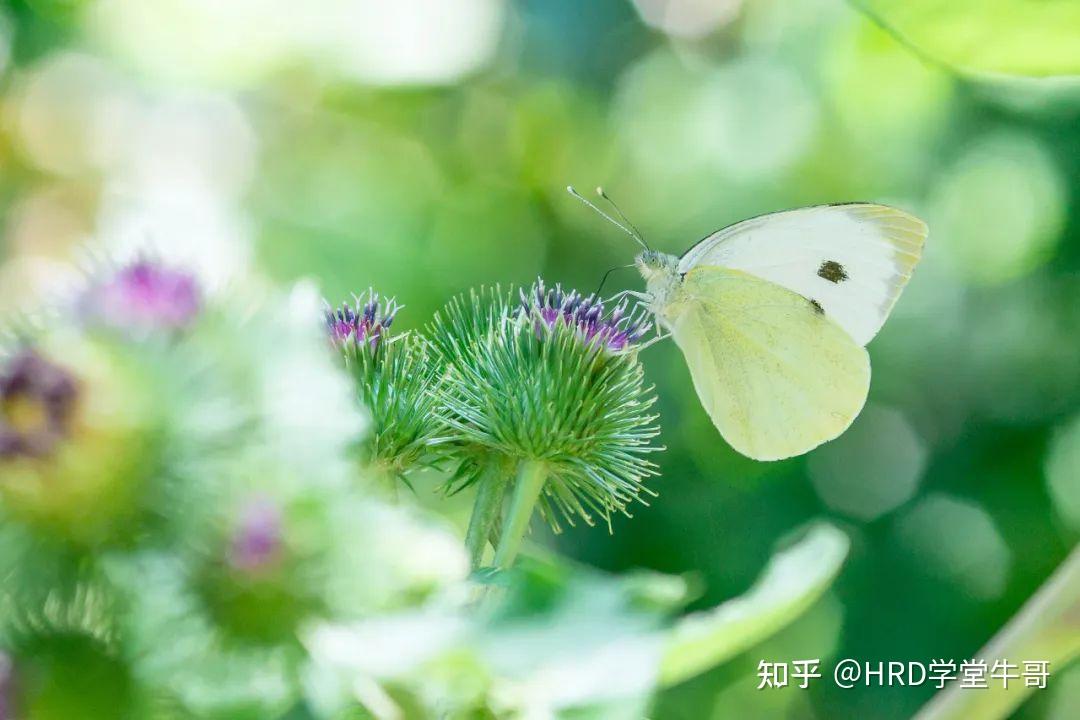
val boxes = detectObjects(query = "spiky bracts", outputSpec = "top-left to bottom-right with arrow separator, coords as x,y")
431,283 -> 660,531
326,291 -> 442,480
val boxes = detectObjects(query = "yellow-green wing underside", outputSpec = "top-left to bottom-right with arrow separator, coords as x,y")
668,266 -> 870,461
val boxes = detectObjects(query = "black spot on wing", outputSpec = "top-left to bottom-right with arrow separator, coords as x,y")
817,260 -> 848,283
808,298 -> 824,315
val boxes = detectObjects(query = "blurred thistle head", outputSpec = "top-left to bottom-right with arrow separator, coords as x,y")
228,497 -> 283,573
83,259 -> 201,334
432,281 -> 660,530
324,290 -> 441,482
325,290 -> 399,352
0,349 -> 79,460
0,338 -> 162,544
0,564 -> 128,719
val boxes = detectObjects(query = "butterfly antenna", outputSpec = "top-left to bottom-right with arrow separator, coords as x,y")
566,186 -> 648,251
596,187 -> 651,251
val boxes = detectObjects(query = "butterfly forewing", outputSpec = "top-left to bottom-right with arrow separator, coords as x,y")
676,204 -> 927,346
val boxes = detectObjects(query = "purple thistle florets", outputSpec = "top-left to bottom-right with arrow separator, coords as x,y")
85,260 -> 201,333
228,498 -> 283,573
520,278 -> 649,352
325,290 -> 400,351
0,349 -> 79,461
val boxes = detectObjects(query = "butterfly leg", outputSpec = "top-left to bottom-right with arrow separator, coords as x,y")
604,290 -> 651,305
631,315 -> 670,350
636,329 -> 671,350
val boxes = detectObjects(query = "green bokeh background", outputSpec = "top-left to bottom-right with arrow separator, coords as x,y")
0,0 -> 1077,717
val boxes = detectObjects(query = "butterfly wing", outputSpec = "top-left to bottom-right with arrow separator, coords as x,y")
677,204 -> 927,346
665,266 -> 870,461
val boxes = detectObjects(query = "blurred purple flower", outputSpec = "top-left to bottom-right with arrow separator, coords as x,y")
325,291 -> 400,350
520,278 -> 648,352
86,260 -> 201,332
0,349 -> 78,461
229,498 -> 283,572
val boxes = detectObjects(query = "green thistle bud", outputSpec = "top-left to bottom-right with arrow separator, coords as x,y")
0,572 -> 130,720
430,281 -> 660,567
326,291 -> 443,484
198,493 -> 320,647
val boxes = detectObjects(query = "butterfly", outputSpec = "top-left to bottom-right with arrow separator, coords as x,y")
570,187 -> 928,461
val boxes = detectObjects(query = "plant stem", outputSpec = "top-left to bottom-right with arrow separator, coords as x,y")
492,460 -> 548,569
464,462 -> 505,570
915,543 -> 1080,720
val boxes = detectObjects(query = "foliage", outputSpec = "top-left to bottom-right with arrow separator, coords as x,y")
853,0 -> 1080,78
306,526 -> 849,719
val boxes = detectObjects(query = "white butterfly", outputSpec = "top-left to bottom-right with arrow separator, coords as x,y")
572,188 -> 928,461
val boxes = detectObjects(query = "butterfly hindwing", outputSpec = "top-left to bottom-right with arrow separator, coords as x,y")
666,266 -> 870,461
676,204 -> 927,346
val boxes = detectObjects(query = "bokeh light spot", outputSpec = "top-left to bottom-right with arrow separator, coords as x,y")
808,405 -> 927,521
311,0 -> 505,86
86,0 -> 505,87
896,494 -> 1012,601
1046,412 -> 1080,530
12,53 -> 128,176
616,50 -> 819,185
631,0 -> 742,40
932,132 -> 1066,286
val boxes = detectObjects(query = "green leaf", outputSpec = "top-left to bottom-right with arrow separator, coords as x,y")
914,544 -> 1080,720
853,0 -> 1080,78
659,522 -> 850,687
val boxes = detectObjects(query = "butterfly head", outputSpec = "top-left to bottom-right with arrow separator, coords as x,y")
635,250 -> 677,281
636,250 -> 681,310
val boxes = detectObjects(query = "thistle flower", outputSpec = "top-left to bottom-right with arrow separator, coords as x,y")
325,290 -> 399,351
0,349 -> 79,460
83,259 -> 201,333
521,278 -> 649,353
103,551 -> 296,717
325,291 -> 441,483
228,498 -> 283,572
0,339 -> 161,545
431,281 -> 660,562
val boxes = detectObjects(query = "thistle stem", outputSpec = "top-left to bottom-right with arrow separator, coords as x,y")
915,544 -> 1080,720
465,462 -> 505,570
368,462 -> 399,503
493,460 -> 548,569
